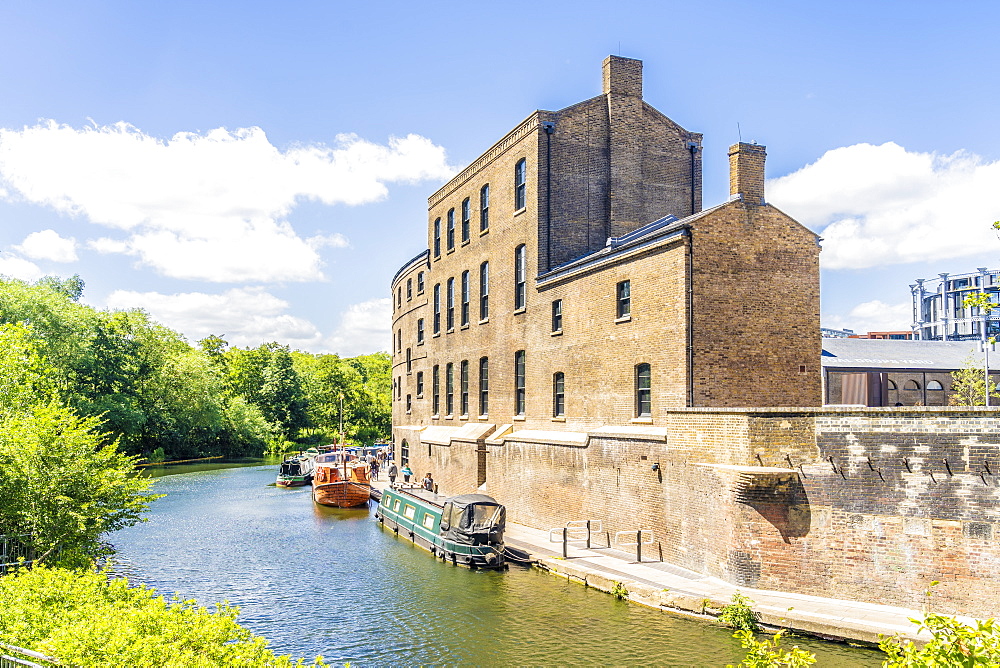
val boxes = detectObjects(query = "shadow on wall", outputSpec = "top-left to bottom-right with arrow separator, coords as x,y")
734,471 -> 810,543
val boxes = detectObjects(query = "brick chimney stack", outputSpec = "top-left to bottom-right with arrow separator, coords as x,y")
603,55 -> 642,97
728,142 -> 766,205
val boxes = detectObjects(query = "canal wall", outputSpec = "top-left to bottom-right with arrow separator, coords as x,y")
394,407 -> 1000,619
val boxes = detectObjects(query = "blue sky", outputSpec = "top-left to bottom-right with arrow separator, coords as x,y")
2,0 -> 1000,354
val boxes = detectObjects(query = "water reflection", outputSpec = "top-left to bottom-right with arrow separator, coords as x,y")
112,464 -> 883,666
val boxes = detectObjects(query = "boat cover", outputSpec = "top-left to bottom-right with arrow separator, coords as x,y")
439,494 -> 505,545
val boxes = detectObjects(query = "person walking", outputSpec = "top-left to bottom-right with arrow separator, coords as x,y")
387,461 -> 398,486
369,457 -> 379,481
422,472 -> 434,492
401,464 -> 413,483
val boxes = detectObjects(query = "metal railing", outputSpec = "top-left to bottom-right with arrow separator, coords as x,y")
547,520 -> 608,557
0,535 -> 37,575
0,643 -> 56,668
614,529 -> 660,563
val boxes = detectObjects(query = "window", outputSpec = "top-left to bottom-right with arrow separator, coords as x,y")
406,394 -> 412,412
461,270 -> 470,326
445,362 -> 454,415
417,318 -> 425,344
636,363 -> 651,417
432,365 -> 440,415
396,376 -> 402,400
433,284 -> 441,334
447,208 -> 455,251
416,371 -> 424,397
514,244 -> 526,311
397,287 -> 402,309
904,380 -> 921,390
417,271 -> 425,294
514,159 -> 526,211
514,350 -> 526,415
406,278 -> 412,300
433,218 -> 441,257
479,357 -> 489,415
396,329 -> 402,353
617,280 -> 631,319
446,277 -> 455,331
401,440 -> 408,466
553,372 -> 565,417
927,380 -> 944,390
551,299 -> 563,332
480,184 -> 490,232
479,261 -> 489,320
460,360 -> 469,416
406,348 -> 412,373
461,198 -> 471,243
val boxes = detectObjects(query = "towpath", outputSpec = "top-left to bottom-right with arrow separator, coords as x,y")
370,477 -> 966,645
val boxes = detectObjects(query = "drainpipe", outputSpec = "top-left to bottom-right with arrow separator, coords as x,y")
542,121 -> 556,271
683,226 -> 694,406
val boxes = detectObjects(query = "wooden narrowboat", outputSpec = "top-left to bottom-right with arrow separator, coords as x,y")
275,449 -> 317,488
312,451 -> 371,508
375,487 -> 506,569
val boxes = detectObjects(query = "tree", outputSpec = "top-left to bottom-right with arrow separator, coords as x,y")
950,357 -> 1000,406
260,347 -> 308,439
0,404 -> 157,566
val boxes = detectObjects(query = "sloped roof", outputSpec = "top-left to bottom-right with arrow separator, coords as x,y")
821,338 -> 1000,371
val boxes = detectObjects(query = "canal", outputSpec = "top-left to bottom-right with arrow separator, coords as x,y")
111,463 -> 885,666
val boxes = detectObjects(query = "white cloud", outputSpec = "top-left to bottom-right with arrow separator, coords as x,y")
105,287 -> 323,349
325,298 -> 391,357
15,229 -> 77,262
768,142 -> 1000,270
823,299 -> 912,334
0,121 -> 454,282
0,255 -> 43,281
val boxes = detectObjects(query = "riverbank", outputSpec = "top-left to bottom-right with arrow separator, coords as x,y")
370,478 -> 969,646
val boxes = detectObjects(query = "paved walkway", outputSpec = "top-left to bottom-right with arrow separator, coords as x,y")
371,476 -> 960,645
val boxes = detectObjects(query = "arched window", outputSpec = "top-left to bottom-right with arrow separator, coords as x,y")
433,218 -> 441,257
887,380 -> 897,390
446,277 -> 455,331
446,208 -> 455,250
553,372 -> 565,417
479,261 -> 489,320
432,365 -> 440,415
479,357 -> 489,416
433,284 -> 441,334
461,198 -> 471,243
927,380 -> 944,390
904,380 -> 921,390
514,245 -> 526,310
401,440 -> 409,465
514,350 -> 526,415
461,270 -> 470,326
445,362 -> 454,415
514,159 -> 527,210
480,184 -> 490,232
460,360 -> 469,416
636,363 -> 652,417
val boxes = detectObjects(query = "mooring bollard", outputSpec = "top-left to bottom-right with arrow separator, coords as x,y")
563,527 -> 568,558
636,529 -> 642,563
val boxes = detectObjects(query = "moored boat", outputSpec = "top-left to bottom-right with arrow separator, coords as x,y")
276,450 -> 317,487
376,487 -> 506,569
312,451 -> 371,508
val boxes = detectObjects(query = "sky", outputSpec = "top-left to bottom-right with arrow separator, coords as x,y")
2,0 -> 1000,355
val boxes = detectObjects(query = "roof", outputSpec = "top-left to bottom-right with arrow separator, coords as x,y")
821,338 -> 1000,371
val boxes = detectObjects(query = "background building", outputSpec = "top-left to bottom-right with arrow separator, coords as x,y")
912,268 -> 1000,340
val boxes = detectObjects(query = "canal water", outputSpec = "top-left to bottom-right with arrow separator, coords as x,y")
111,464 -> 885,666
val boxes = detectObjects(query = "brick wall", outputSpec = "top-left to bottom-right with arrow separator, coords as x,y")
400,408 -> 1000,619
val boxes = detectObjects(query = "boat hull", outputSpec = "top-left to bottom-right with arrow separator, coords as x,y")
313,481 -> 371,508
276,477 -> 309,488
376,488 -> 505,569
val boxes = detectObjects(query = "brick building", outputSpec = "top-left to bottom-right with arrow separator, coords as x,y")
390,55 -> 821,455
386,57 -> 1000,618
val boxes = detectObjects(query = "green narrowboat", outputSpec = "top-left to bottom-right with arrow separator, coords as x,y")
375,487 -> 507,569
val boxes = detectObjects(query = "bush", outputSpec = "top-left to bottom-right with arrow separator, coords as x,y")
0,566 -> 326,667
880,612 -> 1000,666
720,592 -> 761,634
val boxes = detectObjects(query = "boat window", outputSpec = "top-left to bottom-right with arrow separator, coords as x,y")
422,513 -> 436,529
466,503 -> 503,531
403,505 -> 416,520
440,502 -> 453,530
392,499 -> 400,512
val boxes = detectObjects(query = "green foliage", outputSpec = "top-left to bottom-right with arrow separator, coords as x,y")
950,357 -> 1000,407
728,629 -> 816,668
0,403 -> 158,566
610,581 -> 629,600
880,613 -> 1000,666
0,566 -> 326,667
720,592 -> 762,633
